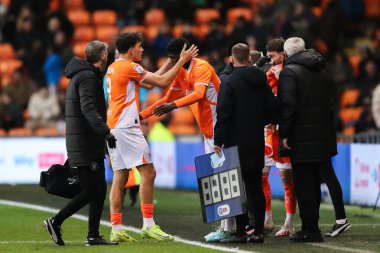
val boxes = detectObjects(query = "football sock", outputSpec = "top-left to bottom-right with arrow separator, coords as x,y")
336,218 -> 347,224
285,213 -> 294,226
111,213 -> 123,231
284,182 -> 297,214
141,203 -> 155,228
220,220 -> 226,231
224,218 -> 235,233
265,211 -> 273,223
262,175 -> 272,211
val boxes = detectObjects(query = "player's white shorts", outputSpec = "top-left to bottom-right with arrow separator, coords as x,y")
204,136 -> 214,154
264,156 -> 292,170
108,127 -> 152,170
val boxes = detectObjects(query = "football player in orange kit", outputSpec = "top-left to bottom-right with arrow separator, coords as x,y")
262,38 -> 297,236
106,33 -> 198,242
140,38 -> 236,241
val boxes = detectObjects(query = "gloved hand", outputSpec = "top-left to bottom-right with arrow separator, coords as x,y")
105,132 -> 117,149
256,55 -> 270,67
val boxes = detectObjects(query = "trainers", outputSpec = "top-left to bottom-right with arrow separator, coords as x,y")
247,233 -> 264,243
141,225 -> 174,242
220,234 -> 247,243
204,229 -> 233,242
86,235 -> 118,246
264,219 -> 274,233
43,218 -> 64,246
325,221 -> 351,237
110,229 -> 137,242
275,224 -> 294,237
245,225 -> 255,236
289,230 -> 323,243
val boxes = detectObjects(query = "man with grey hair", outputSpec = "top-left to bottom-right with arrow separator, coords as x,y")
278,37 -> 349,242
43,41 -> 118,246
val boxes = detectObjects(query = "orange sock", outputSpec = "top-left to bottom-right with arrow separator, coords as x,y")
141,203 -> 154,218
284,182 -> 297,214
111,213 -> 122,225
262,175 -> 272,211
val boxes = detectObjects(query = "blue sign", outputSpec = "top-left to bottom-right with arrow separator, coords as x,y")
194,146 -> 247,223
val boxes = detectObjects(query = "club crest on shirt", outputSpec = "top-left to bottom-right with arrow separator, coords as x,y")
133,64 -> 145,75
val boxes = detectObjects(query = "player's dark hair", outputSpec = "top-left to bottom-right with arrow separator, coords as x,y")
232,43 -> 250,64
266,38 -> 285,53
166,38 -> 191,56
116,32 -> 143,54
85,40 -> 107,64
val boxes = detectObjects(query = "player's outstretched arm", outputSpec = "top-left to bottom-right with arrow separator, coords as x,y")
142,44 -> 198,88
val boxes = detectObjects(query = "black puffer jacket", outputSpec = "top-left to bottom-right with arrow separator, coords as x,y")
65,57 -> 109,167
214,66 -> 279,169
278,50 -> 337,163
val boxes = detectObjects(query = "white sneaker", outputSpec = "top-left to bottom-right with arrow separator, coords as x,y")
275,224 -> 294,237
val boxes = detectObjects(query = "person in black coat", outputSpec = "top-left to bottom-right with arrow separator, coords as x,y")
43,41 -> 117,246
214,43 -> 279,243
278,37 -> 350,242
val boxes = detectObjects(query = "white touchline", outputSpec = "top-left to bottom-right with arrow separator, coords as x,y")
0,199 -> 254,253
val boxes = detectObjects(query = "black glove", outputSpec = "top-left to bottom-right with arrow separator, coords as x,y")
256,55 -> 270,67
105,132 -> 117,149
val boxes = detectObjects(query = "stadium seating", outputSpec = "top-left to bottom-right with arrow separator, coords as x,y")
95,26 -> 118,42
195,9 -> 220,25
122,25 -> 147,35
64,0 -> 85,11
227,8 -> 253,25
0,43 -> 16,60
92,10 -> 117,26
8,128 -> 32,137
340,88 -> 360,108
192,25 -> 210,40
34,128 -> 60,137
168,107 -> 197,135
0,128 -> 6,137
59,76 -> 70,91
144,9 -> 165,26
73,26 -> 95,42
67,10 -> 91,27
73,42 -> 87,58
0,60 -> 22,86
348,54 -> 361,77
145,26 -> 159,42
364,0 -> 380,18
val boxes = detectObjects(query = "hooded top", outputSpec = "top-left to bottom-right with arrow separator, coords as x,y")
65,57 -> 109,167
278,49 -> 337,163
214,65 -> 279,169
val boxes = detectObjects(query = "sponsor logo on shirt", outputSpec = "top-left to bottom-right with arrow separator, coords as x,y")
133,64 -> 145,75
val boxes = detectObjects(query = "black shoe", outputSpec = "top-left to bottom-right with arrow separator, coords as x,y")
325,221 -> 351,237
289,230 -> 323,243
220,234 -> 247,243
86,235 -> 119,246
248,233 -> 264,243
43,218 -> 64,246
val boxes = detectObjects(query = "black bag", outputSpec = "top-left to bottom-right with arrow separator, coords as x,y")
39,160 -> 81,199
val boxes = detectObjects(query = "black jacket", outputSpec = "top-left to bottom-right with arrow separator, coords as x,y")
65,57 -> 109,167
278,50 -> 337,163
214,66 -> 279,169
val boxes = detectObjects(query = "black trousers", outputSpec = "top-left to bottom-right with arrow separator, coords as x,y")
235,166 -> 265,235
53,160 -> 107,238
292,160 -> 346,233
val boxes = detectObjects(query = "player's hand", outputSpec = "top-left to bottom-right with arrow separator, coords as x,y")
255,55 -> 270,67
153,102 -> 177,116
214,145 -> 223,157
179,44 -> 198,63
105,132 -> 117,149
282,138 -> 291,150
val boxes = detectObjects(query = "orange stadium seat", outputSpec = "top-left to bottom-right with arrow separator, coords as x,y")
92,10 -> 117,26
73,26 -> 95,42
348,54 -> 361,77
8,128 -> 32,137
192,25 -> 210,40
64,0 -> 85,11
95,26 -> 118,42
227,8 -> 253,25
145,26 -> 159,42
172,25 -> 184,38
156,57 -> 168,68
0,60 -> 22,86
339,107 -> 364,124
168,107 -> 197,135
364,0 -> 380,19
0,128 -> 6,137
195,9 -> 220,25
59,75 -> 70,91
144,8 -> 165,26
35,128 -> 59,137
0,43 -> 16,60
340,88 -> 360,108
67,10 -> 91,27
73,42 -> 87,58
121,25 -> 146,35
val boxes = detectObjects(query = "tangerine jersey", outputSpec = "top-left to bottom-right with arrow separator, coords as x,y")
106,58 -> 147,129
140,58 -> 220,138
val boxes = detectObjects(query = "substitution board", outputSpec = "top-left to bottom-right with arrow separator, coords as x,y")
194,146 -> 247,223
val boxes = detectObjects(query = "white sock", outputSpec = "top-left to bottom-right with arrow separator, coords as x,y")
285,213 -> 294,226
224,218 -> 235,232
220,220 -> 225,230
112,224 -> 123,231
265,211 -> 273,222
336,218 -> 347,225
143,217 -> 156,228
